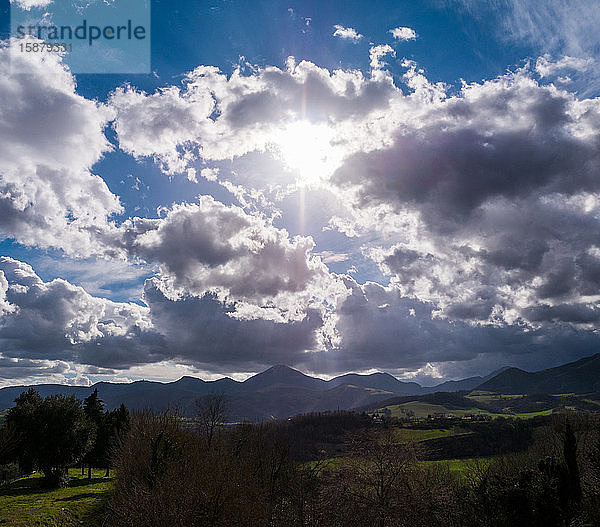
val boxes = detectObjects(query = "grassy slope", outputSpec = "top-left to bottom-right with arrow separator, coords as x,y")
393,427 -> 470,443
466,391 -> 524,403
380,401 -> 507,419
421,457 -> 492,475
379,398 -> 560,419
0,468 -> 112,527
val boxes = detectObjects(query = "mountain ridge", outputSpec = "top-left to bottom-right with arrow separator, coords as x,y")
2,354 -> 598,420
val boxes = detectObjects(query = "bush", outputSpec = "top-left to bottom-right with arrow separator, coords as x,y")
0,462 -> 20,486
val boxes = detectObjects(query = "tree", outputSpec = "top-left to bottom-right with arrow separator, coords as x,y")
4,388 -> 42,473
83,389 -> 105,479
35,394 -> 94,487
6,390 -> 94,487
100,404 -> 130,476
318,429 -> 421,527
195,393 -> 228,449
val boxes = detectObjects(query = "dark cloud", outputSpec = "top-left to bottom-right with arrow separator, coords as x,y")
334,76 -> 600,227
119,197 -> 338,322
0,358 -> 69,380
332,72 -> 600,326
301,278 -> 600,379
0,257 -> 325,374
142,279 -> 323,372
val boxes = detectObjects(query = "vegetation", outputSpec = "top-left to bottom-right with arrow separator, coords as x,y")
0,388 -> 128,487
393,427 -> 470,443
0,468 -> 112,526
2,387 -> 600,525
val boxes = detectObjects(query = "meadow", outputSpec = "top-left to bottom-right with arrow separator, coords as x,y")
0,469 -> 112,527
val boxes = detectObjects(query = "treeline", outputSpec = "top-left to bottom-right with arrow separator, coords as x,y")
0,388 -> 128,487
107,401 -> 600,527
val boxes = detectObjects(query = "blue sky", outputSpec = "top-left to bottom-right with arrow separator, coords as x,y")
2,0 -> 600,386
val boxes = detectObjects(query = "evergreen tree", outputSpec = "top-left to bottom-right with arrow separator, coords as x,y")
83,388 -> 105,479
4,388 -> 42,473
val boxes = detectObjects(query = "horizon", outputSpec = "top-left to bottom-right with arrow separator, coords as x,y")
2,0 -> 600,388
2,352 -> 594,390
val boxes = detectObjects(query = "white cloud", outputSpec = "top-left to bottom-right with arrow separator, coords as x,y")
10,0 -> 52,10
369,44 -> 395,70
535,54 -> 594,77
331,65 -> 600,326
333,25 -> 363,42
454,0 -> 600,58
389,26 -> 416,41
4,40 -> 600,380
122,196 -> 347,322
0,257 -> 154,368
0,42 -> 121,257
0,256 -> 336,377
200,167 -> 219,181
186,167 -> 198,183
109,59 -> 398,178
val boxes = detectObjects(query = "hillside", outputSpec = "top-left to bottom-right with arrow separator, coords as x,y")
2,354 -> 599,420
477,353 -> 600,394
0,364 -> 461,420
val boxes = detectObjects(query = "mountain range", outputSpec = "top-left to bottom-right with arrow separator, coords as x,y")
477,353 -> 600,394
1,353 -> 599,421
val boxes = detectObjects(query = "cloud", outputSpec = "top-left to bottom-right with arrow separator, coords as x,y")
4,40 -> 600,381
389,27 -> 416,41
0,256 -> 332,376
301,277 -> 600,378
109,59 -> 397,176
31,255 -> 154,300
2,255 -> 600,382
10,0 -> 52,10
331,65 -> 600,326
141,278 -> 325,372
535,54 -> 595,78
120,196 -> 347,322
333,25 -> 363,42
0,357 -> 68,381
0,41 -> 121,257
453,0 -> 600,57
109,50 -> 600,334
0,257 -> 155,370
369,44 -> 395,70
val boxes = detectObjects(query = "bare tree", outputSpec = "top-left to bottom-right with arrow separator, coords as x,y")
195,393 -> 228,449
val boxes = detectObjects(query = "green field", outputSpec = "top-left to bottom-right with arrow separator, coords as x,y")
0,468 -> 113,526
376,398 -> 559,420
421,457 -> 492,475
466,391 -> 524,403
511,409 -> 554,418
393,427 -> 470,443
377,401 -> 506,419
309,455 -> 494,477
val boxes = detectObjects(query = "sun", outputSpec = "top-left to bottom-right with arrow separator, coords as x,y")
273,121 -> 342,185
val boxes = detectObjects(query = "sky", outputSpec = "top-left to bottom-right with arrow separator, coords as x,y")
1,0 -> 600,386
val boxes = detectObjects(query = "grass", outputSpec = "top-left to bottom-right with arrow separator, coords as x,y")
308,455 -> 495,478
421,457 -> 492,476
511,409 -> 554,418
377,401 -> 507,419
0,468 -> 113,527
393,427 -> 470,443
466,391 -> 523,403
377,398 -> 560,420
